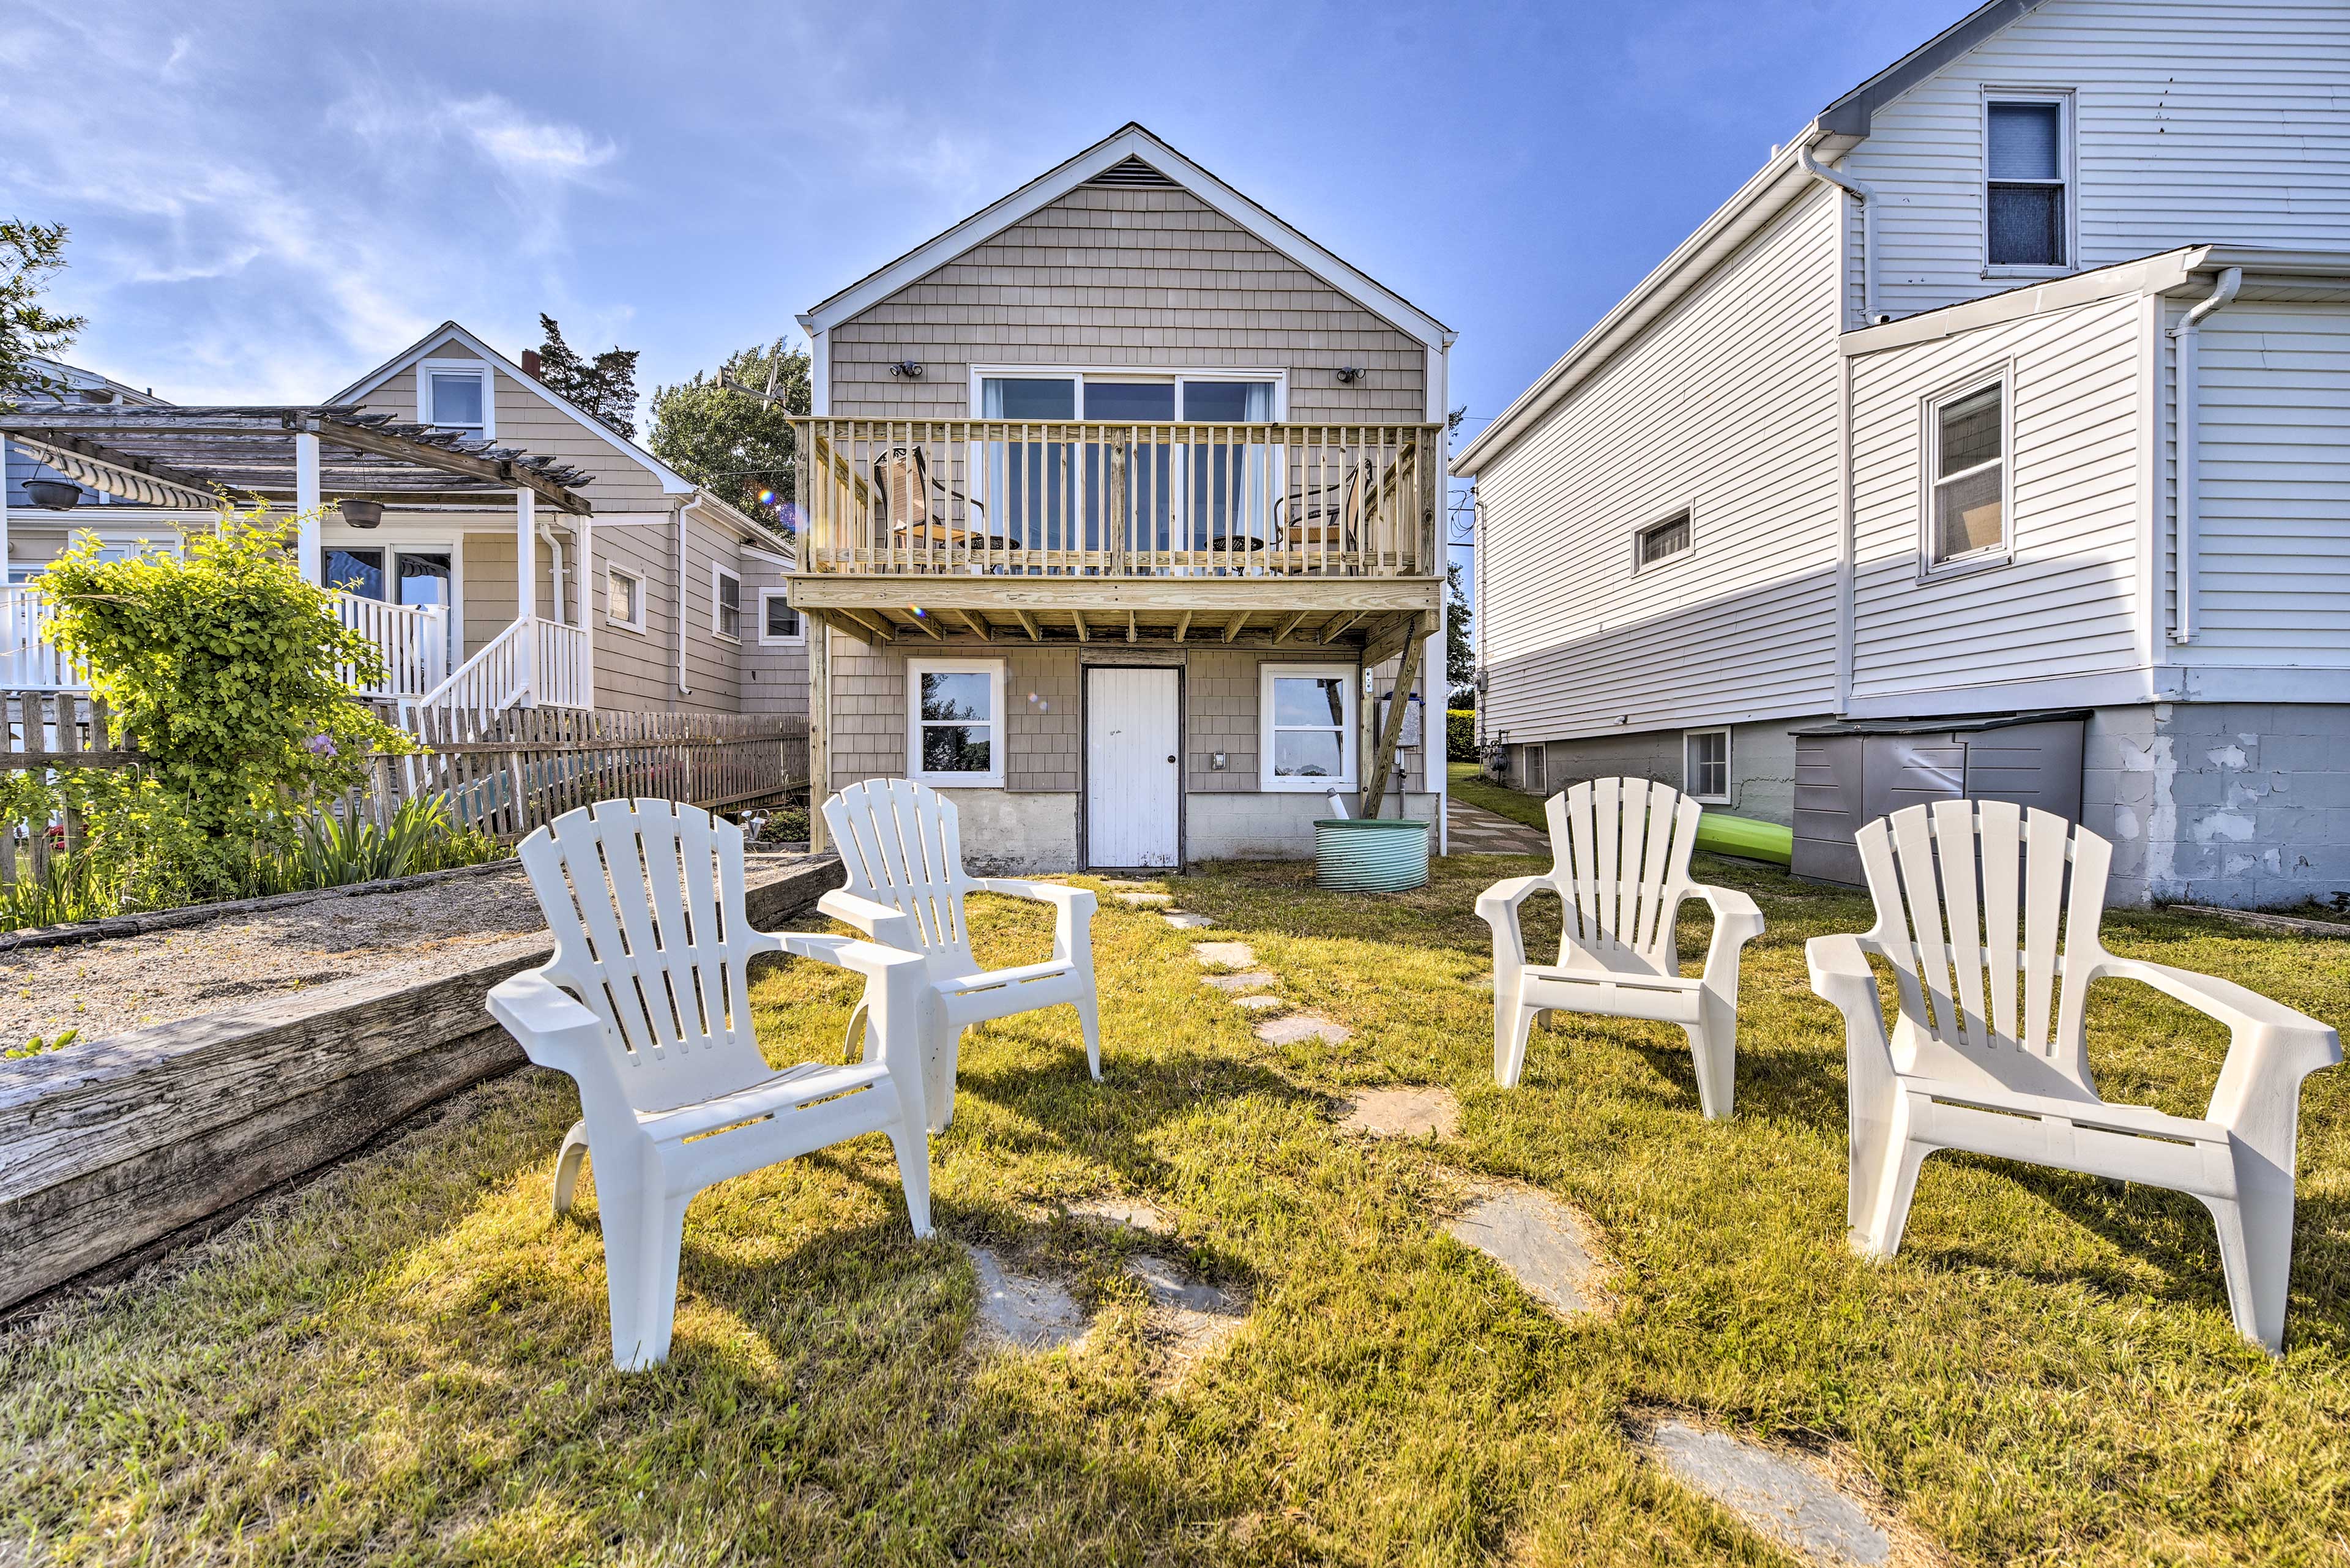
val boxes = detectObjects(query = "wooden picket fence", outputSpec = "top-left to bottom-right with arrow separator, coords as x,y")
2,693 -> 813,903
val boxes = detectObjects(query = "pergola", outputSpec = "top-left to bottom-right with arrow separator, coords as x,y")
0,401 -> 594,586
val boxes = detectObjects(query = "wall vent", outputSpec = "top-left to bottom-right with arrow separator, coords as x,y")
1086,156 -> 1179,189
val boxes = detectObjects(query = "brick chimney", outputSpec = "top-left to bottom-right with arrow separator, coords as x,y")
521,348 -> 542,379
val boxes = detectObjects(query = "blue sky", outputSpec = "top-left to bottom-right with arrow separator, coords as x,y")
7,0 -> 1969,439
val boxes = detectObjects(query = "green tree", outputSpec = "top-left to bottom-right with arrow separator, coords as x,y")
37,504 -> 408,902
0,220 -> 86,404
529,314 -> 640,438
648,338 -> 810,528
1445,559 -> 1475,706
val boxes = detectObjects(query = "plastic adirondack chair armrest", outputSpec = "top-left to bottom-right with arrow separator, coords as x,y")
780,931 -> 928,985
1474,875 -> 1551,928
2090,954 -> 2343,1119
974,878 -> 1094,961
1804,933 -> 1883,1018
1694,883 -> 1766,968
488,968 -> 603,1058
815,889 -> 920,952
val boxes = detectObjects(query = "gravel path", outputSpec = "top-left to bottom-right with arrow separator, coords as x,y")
2,854 -> 825,1049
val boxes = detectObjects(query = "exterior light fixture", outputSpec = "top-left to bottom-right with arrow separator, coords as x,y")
1335,366 -> 1365,384
890,360 -> 925,379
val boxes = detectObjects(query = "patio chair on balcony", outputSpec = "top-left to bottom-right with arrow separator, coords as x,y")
819,778 -> 1102,1131
487,797 -> 934,1370
1476,777 -> 1764,1118
1806,800 -> 2340,1353
874,446 -> 994,566
1272,456 -> 1368,558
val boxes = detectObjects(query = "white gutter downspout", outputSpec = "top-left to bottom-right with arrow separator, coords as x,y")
674,499 -> 693,698
2166,266 -> 2242,644
1797,146 -> 1879,326
537,523 -> 565,624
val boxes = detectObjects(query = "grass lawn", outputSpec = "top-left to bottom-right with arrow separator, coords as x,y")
2,851 -> 2346,1564
1449,760 -> 1550,832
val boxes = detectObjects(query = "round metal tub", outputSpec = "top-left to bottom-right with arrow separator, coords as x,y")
1313,817 -> 1430,892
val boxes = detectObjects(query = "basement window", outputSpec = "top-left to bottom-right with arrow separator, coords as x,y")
1260,663 -> 1357,792
1684,728 -> 1731,804
1635,510 -> 1691,570
908,658 -> 1004,788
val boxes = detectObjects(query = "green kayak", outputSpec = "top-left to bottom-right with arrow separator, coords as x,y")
1695,810 -> 1792,866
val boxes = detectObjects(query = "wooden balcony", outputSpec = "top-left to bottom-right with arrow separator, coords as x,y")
788,417 -> 1443,650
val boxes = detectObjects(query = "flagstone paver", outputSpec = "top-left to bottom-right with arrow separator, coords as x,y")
1230,993 -> 1288,1013
1162,911 -> 1215,929
1114,891 -> 1173,907
1069,1198 -> 1174,1238
1340,1086 -> 1461,1139
1191,941 -> 1257,968
1445,1187 -> 1605,1318
968,1245 -> 1088,1351
1203,970 -> 1279,993
1255,1014 -> 1351,1047
1638,1421 -> 1892,1566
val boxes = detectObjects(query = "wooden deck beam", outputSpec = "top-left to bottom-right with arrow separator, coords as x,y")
788,574 -> 1439,617
1013,609 -> 1042,641
1272,610 -> 1311,644
953,608 -> 991,640
1072,610 -> 1090,643
1173,611 -> 1193,643
1223,612 -> 1250,643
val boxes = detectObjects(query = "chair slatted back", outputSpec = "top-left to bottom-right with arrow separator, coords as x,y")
822,779 -> 976,977
517,797 -> 774,1113
875,447 -> 930,528
1854,800 -> 2108,1093
1541,777 -> 1703,976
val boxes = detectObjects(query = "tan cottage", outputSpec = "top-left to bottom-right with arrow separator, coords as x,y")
789,124 -> 1453,870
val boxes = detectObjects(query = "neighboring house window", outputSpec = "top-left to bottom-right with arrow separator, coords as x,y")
712,564 -> 742,641
1522,744 -> 1545,794
420,359 -> 493,436
759,588 -> 804,644
1684,728 -> 1731,804
1986,96 -> 2069,270
1636,510 -> 1691,570
908,658 -> 1004,787
1259,662 -> 1357,791
1925,378 -> 2009,569
606,566 -> 646,632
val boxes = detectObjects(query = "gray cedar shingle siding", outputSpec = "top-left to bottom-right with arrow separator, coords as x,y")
827,186 -> 1427,420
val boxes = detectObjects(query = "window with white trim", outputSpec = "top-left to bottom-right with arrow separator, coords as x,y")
1684,728 -> 1730,804
1636,510 -> 1691,570
712,564 -> 741,641
606,566 -> 646,632
1986,94 -> 2070,271
758,588 -> 803,644
1259,662 -> 1356,791
1925,378 -> 2008,569
908,658 -> 1004,787
420,359 -> 493,435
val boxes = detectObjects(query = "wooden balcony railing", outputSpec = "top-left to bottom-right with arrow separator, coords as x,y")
790,418 -> 1441,579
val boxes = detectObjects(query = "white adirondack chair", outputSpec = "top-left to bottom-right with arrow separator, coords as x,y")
1806,800 -> 2341,1353
1476,777 -> 1765,1118
819,779 -> 1102,1131
487,797 -> 934,1370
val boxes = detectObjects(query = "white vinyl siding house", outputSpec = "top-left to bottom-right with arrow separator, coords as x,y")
1458,0 -> 2350,909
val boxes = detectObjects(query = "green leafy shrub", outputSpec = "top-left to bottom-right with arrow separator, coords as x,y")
282,797 -> 501,889
34,504 -> 412,904
1447,708 -> 1477,759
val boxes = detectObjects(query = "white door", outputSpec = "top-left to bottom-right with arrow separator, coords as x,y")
1086,666 -> 1181,867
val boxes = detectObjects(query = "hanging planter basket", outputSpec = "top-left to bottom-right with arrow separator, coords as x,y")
1313,816 -> 1430,892
23,480 -> 81,511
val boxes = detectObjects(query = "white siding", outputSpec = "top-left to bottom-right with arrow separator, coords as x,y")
2179,299 -> 2350,668
1848,293 -> 2147,700
1475,187 -> 1844,742
1846,0 -> 2350,320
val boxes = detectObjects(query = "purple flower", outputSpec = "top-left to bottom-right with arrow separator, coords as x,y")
305,734 -> 338,759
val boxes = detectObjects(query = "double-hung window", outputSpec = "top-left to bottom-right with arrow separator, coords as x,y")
759,588 -> 802,644
712,564 -> 742,641
1986,95 -> 2070,271
607,566 -> 646,632
908,657 -> 1004,787
420,359 -> 492,435
1925,378 -> 2009,569
1684,728 -> 1730,804
1259,662 -> 1357,791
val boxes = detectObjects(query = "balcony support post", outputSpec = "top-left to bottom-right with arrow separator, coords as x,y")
294,431 -> 321,584
516,486 -> 537,706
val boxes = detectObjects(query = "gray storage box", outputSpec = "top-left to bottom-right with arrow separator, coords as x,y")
1791,711 -> 2088,886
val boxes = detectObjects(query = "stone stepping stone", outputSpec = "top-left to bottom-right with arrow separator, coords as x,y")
1114,891 -> 1173,907
1190,941 -> 1257,968
1069,1197 -> 1174,1237
968,1245 -> 1087,1351
1126,1253 -> 1246,1364
1231,993 -> 1288,1014
1255,1014 -> 1350,1047
1340,1086 -> 1460,1140
1127,1252 -> 1237,1316
1202,970 -> 1278,994
1162,911 -> 1215,929
1638,1421 -> 1892,1566
1445,1187 -> 1605,1318
1103,879 -> 1165,890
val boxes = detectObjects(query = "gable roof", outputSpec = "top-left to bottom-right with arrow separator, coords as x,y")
797,123 -> 1452,349
329,320 -> 696,495
1452,0 -> 2044,476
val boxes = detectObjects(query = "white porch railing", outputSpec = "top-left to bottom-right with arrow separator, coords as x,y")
0,587 -> 80,690
405,614 -> 589,718
333,592 -> 447,700
535,619 -> 591,710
